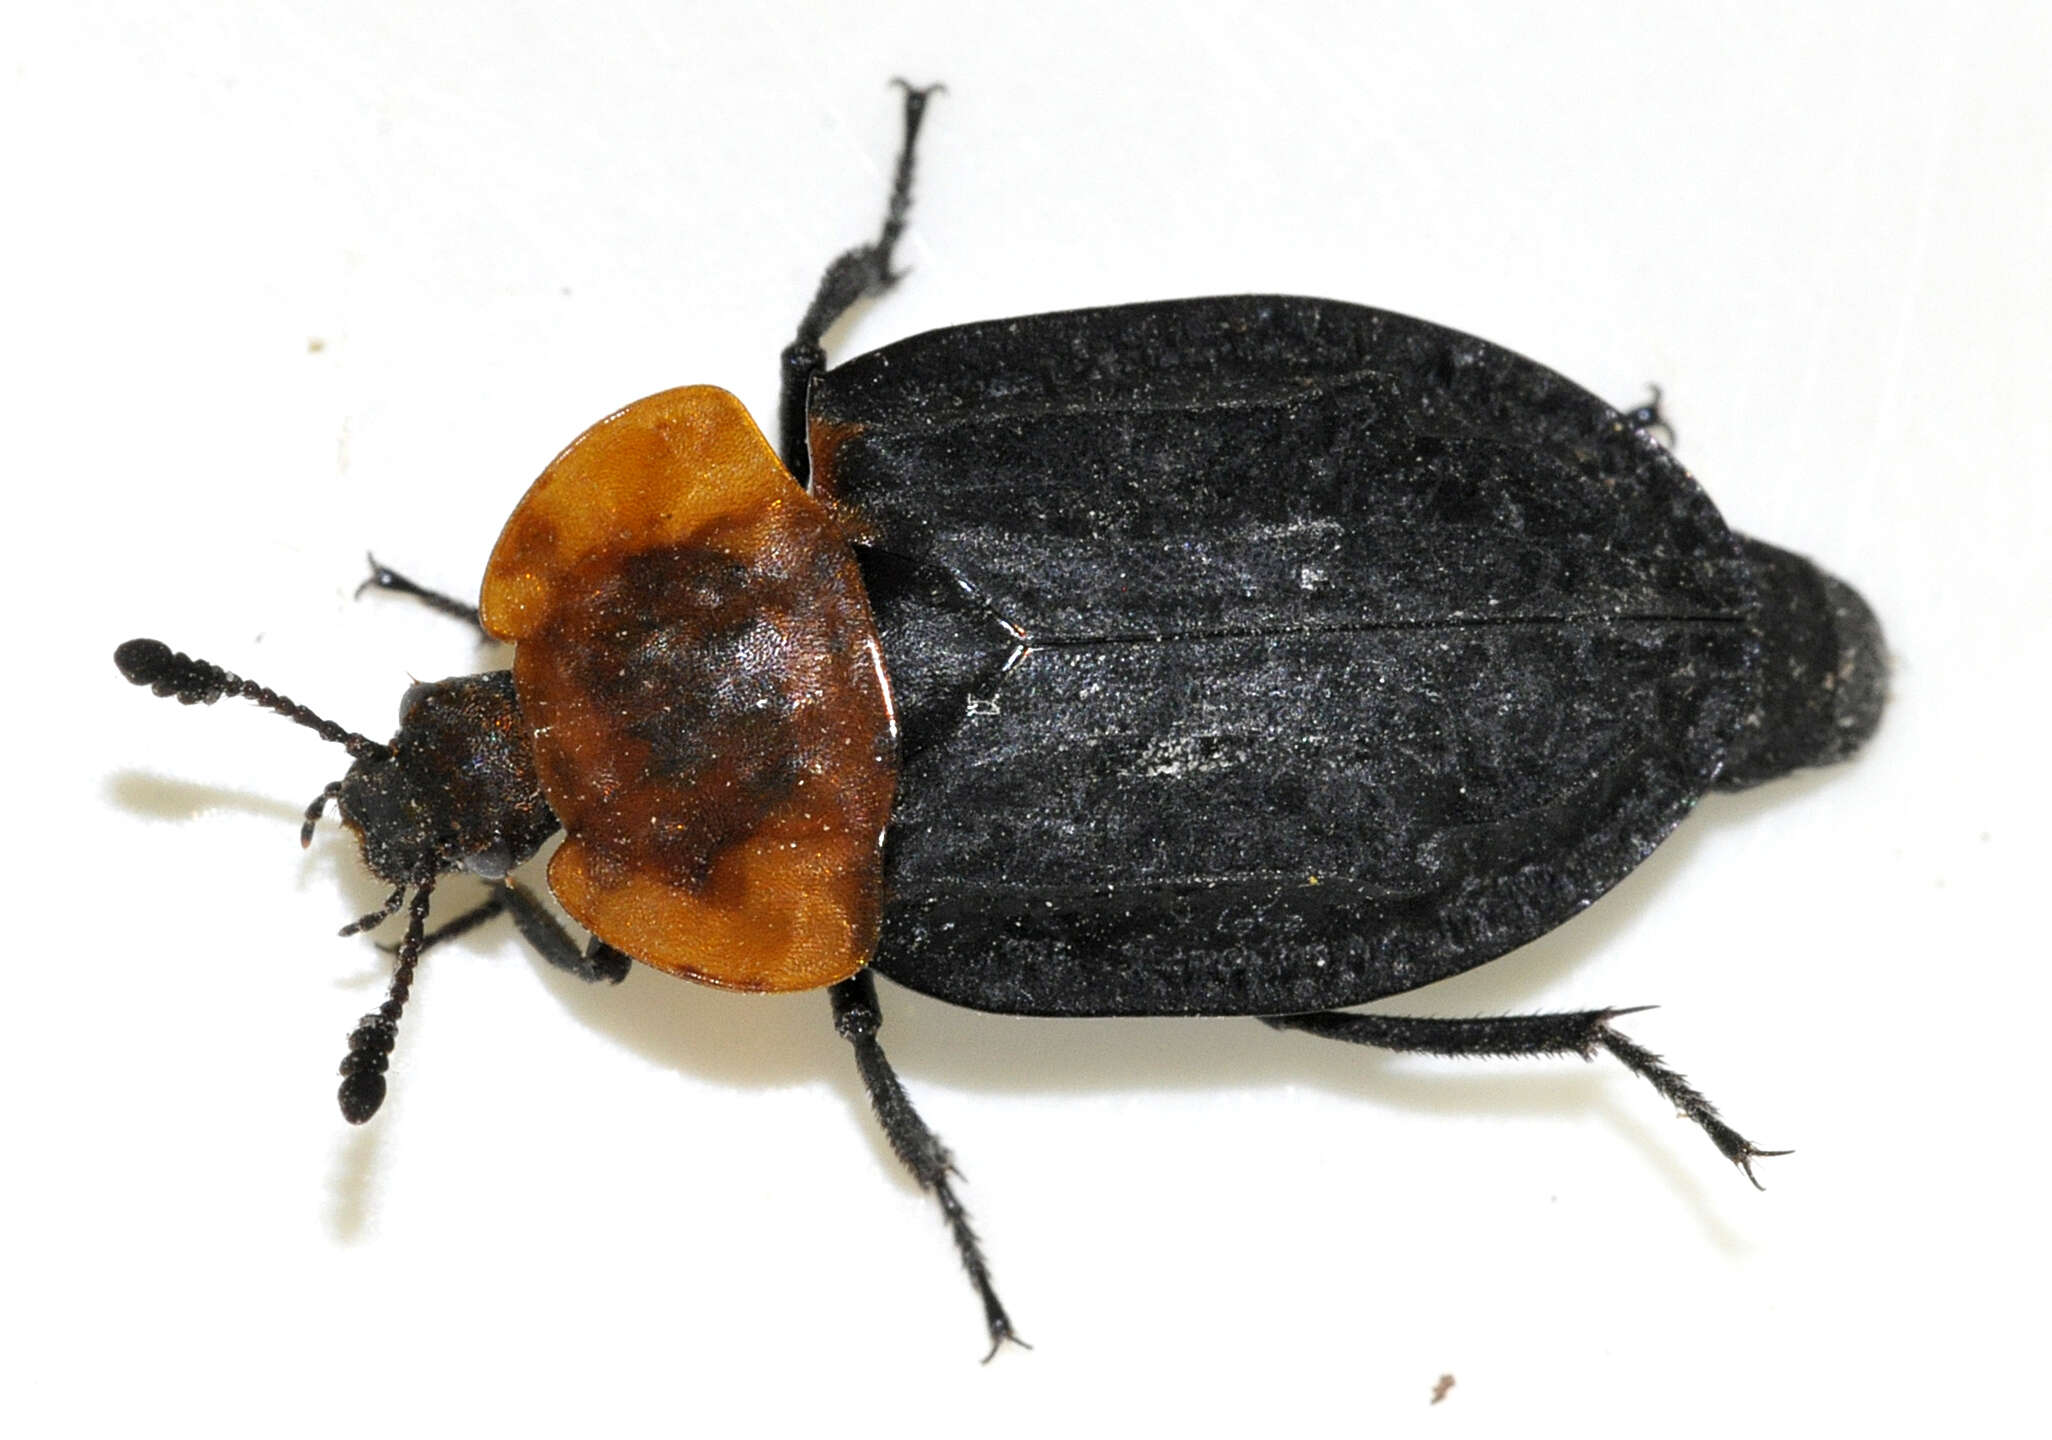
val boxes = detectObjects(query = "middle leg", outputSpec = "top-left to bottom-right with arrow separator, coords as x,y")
829,969 -> 1021,1359
778,81 -> 943,479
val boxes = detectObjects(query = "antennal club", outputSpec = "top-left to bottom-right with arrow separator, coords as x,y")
113,639 -> 387,760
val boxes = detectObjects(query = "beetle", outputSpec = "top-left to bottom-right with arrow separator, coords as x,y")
114,83 -> 1886,1356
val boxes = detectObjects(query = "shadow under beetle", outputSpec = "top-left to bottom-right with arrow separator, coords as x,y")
114,84 -> 1888,1357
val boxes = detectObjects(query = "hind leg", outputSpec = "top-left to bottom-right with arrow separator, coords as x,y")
1263,1006 -> 1785,1185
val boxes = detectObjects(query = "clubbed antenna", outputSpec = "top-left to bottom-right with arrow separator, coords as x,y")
113,639 -> 387,761
337,879 -> 436,1123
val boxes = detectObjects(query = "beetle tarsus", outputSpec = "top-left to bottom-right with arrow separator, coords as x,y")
1621,383 -> 1676,446
1730,1143 -> 1794,1191
876,80 -> 944,285
830,971 -> 1022,1359
357,553 -> 486,634
1592,1022 -> 1787,1187
1264,1006 -> 1780,1185
580,938 -> 635,985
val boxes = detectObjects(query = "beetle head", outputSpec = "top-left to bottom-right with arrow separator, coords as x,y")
334,671 -> 559,887
113,640 -> 559,887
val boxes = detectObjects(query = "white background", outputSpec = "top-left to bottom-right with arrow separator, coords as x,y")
7,3 -> 2046,1434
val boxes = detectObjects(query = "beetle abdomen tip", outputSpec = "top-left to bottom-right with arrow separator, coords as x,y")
1717,537 -> 1889,790
1817,567 -> 1888,759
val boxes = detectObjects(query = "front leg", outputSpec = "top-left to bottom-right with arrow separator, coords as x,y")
1619,384 -> 1676,446
356,554 -> 486,637
396,880 -> 631,985
829,969 -> 1021,1359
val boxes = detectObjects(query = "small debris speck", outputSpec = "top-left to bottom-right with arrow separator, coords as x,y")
1431,1373 -> 1455,1405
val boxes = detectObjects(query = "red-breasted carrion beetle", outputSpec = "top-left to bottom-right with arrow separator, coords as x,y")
115,84 -> 1886,1357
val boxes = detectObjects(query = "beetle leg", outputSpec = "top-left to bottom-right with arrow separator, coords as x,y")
829,969 -> 1023,1360
1619,384 -> 1676,446
778,81 -> 944,479
497,882 -> 632,984
356,553 -> 486,636
338,884 -> 408,936
301,781 -> 344,847
383,881 -> 631,984
1263,1007 -> 1787,1188
386,891 -> 507,954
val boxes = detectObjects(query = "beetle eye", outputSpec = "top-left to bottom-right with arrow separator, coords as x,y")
398,681 -> 434,721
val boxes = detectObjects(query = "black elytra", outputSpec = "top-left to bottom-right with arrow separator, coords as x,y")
824,301 -> 1888,1016
113,82 -> 1887,1358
